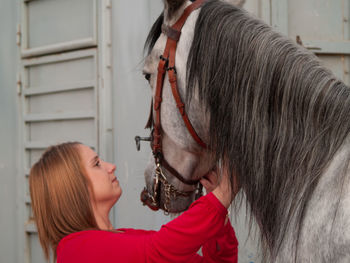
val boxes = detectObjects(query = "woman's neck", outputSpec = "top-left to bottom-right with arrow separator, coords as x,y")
93,203 -> 113,230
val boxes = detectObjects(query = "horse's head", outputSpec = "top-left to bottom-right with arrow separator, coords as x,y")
140,0 -> 214,213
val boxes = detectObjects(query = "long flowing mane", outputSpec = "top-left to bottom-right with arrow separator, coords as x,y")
145,0 -> 350,261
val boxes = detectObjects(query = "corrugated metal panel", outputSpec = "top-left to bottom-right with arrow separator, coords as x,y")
0,0 -> 19,262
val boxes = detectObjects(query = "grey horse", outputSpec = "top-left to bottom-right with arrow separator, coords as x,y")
142,0 -> 350,262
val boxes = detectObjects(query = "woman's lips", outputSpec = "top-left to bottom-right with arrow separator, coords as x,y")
112,177 -> 117,183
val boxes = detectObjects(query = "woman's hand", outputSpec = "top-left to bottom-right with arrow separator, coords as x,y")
200,166 -> 239,209
200,170 -> 219,193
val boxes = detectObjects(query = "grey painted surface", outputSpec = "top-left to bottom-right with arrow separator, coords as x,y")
0,0 -> 19,262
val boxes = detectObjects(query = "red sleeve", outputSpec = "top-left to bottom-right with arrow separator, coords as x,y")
202,219 -> 238,262
145,192 -> 238,263
57,193 -> 238,263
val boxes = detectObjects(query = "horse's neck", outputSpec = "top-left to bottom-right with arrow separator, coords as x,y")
277,137 -> 350,262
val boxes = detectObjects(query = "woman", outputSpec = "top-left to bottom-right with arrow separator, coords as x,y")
29,142 -> 238,262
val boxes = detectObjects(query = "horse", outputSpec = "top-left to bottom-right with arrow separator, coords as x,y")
139,0 -> 350,262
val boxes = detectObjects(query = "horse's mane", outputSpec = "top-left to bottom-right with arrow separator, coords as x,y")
145,0 -> 350,261
144,12 -> 164,55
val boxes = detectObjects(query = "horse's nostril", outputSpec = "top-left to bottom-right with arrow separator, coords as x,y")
140,188 -> 149,203
140,188 -> 160,211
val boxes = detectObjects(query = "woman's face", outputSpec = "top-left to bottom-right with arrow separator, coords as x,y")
79,144 -> 122,206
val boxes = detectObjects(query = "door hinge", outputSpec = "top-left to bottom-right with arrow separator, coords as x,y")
16,24 -> 21,46
17,73 -> 22,95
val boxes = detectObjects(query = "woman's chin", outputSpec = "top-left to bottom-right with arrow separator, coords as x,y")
113,188 -> 122,204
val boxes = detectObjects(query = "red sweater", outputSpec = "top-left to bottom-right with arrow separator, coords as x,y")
57,193 -> 238,263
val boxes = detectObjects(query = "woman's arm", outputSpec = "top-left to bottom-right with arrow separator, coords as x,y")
145,192 -> 237,262
145,168 -> 238,263
201,218 -> 238,262
56,169 -> 238,263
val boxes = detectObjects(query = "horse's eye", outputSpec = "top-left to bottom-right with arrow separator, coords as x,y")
144,73 -> 151,82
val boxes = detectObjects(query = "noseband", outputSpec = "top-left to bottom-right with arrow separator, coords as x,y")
137,0 -> 207,213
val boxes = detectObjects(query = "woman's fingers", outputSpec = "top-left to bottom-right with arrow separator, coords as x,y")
200,177 -> 212,192
203,170 -> 218,184
201,164 -> 239,208
212,165 -> 234,208
200,170 -> 218,193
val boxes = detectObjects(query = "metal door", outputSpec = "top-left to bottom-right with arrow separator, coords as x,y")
17,1 -> 114,262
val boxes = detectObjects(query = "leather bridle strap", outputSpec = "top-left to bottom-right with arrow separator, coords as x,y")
153,0 -> 206,158
162,159 -> 199,185
165,0 -> 207,149
152,40 -> 170,157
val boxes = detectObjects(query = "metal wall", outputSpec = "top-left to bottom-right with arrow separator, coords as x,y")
0,0 -> 20,262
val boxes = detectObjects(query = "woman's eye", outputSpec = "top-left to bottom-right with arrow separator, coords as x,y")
144,73 -> 151,82
95,161 -> 101,167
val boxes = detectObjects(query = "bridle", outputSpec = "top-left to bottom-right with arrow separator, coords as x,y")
136,0 -> 207,214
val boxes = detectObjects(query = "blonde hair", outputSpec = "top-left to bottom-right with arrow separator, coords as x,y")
29,142 -> 98,262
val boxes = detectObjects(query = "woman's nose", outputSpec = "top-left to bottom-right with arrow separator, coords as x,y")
107,163 -> 116,173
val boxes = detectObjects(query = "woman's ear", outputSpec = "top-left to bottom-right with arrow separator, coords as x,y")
163,0 -> 187,19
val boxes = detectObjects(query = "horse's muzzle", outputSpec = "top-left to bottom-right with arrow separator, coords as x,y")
140,187 -> 160,211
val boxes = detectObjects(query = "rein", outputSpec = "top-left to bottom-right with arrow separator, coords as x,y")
137,0 -> 207,213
